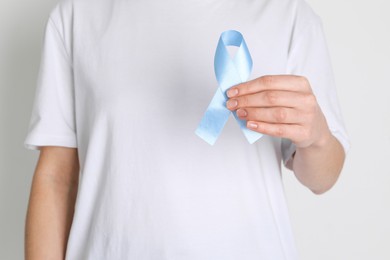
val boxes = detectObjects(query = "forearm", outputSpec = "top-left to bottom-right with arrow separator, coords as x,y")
25,173 -> 78,259
291,132 -> 345,194
25,147 -> 79,260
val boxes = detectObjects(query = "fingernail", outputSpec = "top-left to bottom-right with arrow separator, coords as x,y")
227,88 -> 239,97
247,122 -> 258,129
237,109 -> 247,117
226,99 -> 238,109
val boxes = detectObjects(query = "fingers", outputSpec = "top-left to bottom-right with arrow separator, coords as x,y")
236,107 -> 304,124
223,74 -> 324,147
226,75 -> 311,98
226,90 -> 311,110
246,121 -> 306,142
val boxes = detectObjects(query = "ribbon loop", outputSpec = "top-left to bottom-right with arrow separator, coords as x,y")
195,30 -> 263,145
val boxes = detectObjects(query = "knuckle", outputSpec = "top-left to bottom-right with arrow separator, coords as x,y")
265,91 -> 278,105
303,93 -> 317,107
303,110 -> 314,123
260,75 -> 274,86
239,96 -> 249,107
252,108 -> 261,119
275,126 -> 284,136
274,108 -> 287,122
243,83 -> 252,94
308,105 -> 318,117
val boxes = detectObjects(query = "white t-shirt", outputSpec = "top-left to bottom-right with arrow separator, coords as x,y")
23,0 -> 350,259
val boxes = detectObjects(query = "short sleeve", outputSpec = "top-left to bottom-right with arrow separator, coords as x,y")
23,16 -> 77,151
282,10 -> 350,168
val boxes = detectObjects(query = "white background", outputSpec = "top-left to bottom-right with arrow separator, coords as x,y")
0,0 -> 389,259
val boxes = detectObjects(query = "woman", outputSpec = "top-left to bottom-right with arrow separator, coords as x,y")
24,0 -> 349,259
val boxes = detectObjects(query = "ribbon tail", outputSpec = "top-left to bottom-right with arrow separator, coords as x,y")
195,88 -> 231,145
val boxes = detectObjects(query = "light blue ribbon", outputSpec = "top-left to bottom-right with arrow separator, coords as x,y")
195,30 -> 263,145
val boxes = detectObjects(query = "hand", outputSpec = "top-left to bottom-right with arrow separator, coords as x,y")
226,75 -> 332,149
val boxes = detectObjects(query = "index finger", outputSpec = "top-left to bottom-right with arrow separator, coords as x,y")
226,75 -> 310,98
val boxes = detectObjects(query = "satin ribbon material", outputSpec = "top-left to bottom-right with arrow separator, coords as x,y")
195,30 -> 263,145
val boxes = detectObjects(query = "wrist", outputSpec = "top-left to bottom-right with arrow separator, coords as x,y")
297,129 -> 333,153
313,129 -> 333,148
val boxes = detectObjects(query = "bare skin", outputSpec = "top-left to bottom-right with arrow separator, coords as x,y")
25,146 -> 79,260
226,75 -> 345,194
